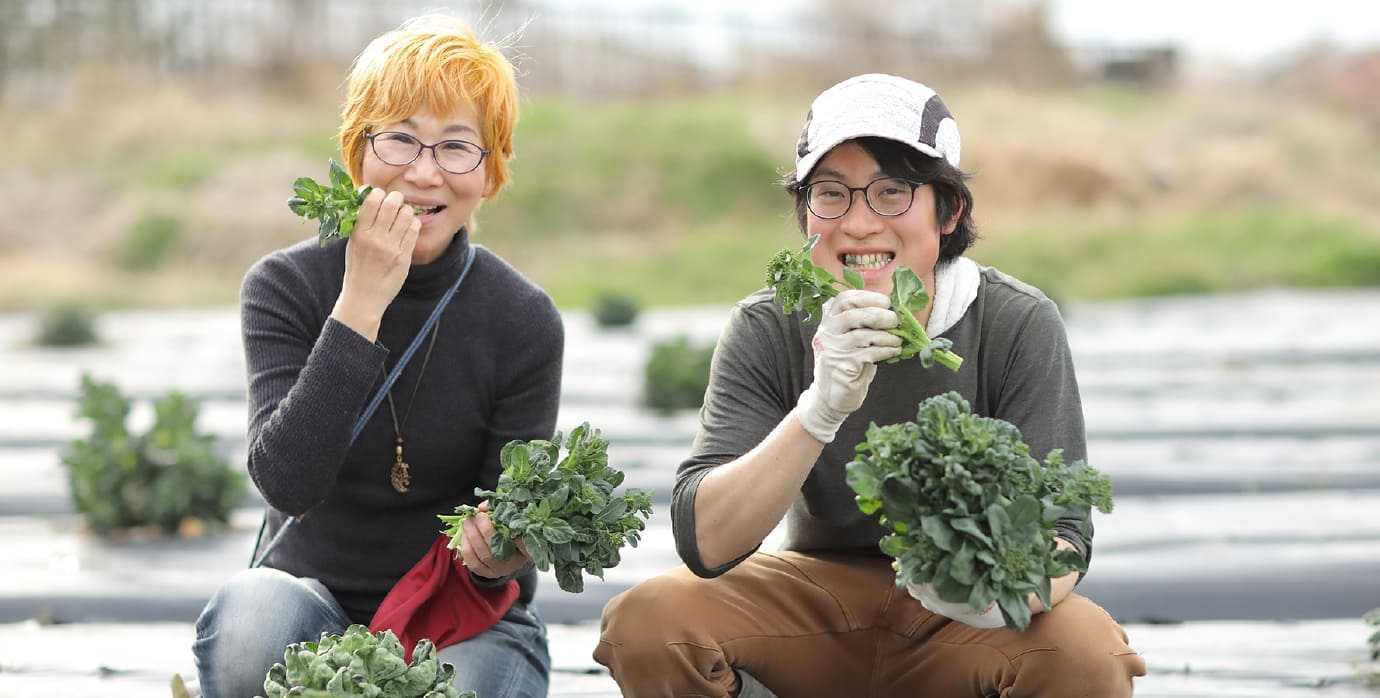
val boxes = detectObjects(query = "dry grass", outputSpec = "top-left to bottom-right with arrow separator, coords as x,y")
2,67 -> 1377,312
958,83 -> 1380,239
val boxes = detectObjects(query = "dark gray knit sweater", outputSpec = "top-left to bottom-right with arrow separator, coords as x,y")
241,230 -> 563,624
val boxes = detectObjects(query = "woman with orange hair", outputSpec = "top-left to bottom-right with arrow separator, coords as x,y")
192,14 -> 561,697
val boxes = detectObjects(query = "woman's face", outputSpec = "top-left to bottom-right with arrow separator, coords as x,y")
361,103 -> 490,265
805,140 -> 953,299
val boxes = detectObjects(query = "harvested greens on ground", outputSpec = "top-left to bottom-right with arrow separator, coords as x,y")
438,423 -> 653,594
258,624 -> 473,698
287,159 -> 373,247
765,235 -> 963,371
845,391 -> 1114,632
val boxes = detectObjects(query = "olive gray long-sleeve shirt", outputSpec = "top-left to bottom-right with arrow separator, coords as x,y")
672,264 -> 1090,578
242,231 -> 563,623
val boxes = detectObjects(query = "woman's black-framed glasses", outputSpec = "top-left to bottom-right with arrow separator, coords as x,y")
803,177 -> 925,220
366,131 -> 491,175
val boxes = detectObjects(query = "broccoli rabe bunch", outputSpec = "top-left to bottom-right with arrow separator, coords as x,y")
845,391 -> 1113,632
439,423 -> 653,594
258,624 -> 472,698
287,159 -> 373,247
765,235 -> 962,371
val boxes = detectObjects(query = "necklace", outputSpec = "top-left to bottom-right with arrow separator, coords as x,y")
386,319 -> 442,493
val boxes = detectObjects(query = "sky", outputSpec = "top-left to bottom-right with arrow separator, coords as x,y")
1046,0 -> 1380,66
563,0 -> 1380,69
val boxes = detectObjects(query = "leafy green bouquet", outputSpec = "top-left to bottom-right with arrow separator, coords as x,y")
845,391 -> 1113,631
258,625 -> 472,698
287,159 -> 373,247
765,234 -> 962,371
439,423 -> 653,593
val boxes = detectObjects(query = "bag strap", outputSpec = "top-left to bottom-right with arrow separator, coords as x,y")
250,245 -> 477,568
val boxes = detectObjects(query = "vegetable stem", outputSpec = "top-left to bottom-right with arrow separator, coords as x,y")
766,235 -> 963,372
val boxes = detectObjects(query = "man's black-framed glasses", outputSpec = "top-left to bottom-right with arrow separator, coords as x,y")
366,131 -> 490,175
803,177 -> 925,219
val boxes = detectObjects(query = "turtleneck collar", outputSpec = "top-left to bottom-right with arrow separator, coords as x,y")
398,229 -> 471,298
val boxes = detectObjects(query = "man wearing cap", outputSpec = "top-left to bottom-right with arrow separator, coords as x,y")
593,74 -> 1147,697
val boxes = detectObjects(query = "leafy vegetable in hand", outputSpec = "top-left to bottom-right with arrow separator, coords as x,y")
438,423 -> 653,594
258,624 -> 473,698
287,159 -> 373,247
765,235 -> 964,371
845,391 -> 1113,632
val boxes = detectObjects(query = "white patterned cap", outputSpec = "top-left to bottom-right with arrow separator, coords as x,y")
795,73 -> 961,181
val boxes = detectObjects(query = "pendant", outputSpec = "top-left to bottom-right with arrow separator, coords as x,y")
391,459 -> 411,493
390,438 -> 410,493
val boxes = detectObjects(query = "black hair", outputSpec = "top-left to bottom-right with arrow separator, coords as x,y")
781,136 -> 978,264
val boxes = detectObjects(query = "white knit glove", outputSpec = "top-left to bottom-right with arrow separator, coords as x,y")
907,581 -> 1007,629
795,289 -> 901,444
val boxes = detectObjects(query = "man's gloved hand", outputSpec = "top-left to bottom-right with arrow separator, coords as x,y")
907,581 -> 1007,629
795,289 -> 901,443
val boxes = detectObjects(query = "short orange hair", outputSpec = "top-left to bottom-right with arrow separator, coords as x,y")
338,15 -> 519,197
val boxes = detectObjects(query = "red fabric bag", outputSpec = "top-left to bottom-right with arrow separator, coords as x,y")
369,534 -> 519,661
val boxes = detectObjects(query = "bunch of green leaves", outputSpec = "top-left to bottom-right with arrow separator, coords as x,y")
765,235 -> 963,371
259,625 -> 472,698
642,334 -> 715,413
60,373 -> 245,535
288,159 -> 373,247
438,423 -> 653,593
34,303 -> 99,347
1370,607 -> 1380,656
844,391 -> 1113,631
1364,607 -> 1380,685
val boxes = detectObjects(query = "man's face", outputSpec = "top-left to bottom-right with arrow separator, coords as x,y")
805,140 -> 951,299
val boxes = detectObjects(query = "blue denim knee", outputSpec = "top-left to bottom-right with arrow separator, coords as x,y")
192,567 -> 352,698
438,601 -> 552,697
194,568 -> 552,698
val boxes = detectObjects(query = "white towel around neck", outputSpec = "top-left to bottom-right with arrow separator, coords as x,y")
925,257 -> 980,337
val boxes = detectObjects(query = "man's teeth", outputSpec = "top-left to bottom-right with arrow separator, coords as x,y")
844,253 -> 894,270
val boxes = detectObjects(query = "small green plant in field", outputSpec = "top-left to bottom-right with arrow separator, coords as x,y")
592,292 -> 640,328
170,673 -> 193,698
142,149 -> 217,191
642,335 -> 715,412
116,211 -> 181,272
259,625 -> 473,698
34,304 -> 99,347
61,374 -> 244,535
1360,607 -> 1380,686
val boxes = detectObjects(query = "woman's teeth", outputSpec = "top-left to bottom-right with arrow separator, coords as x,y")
844,253 -> 894,270
410,204 -> 445,215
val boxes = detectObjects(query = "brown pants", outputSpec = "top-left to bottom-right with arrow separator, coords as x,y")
594,551 -> 1146,697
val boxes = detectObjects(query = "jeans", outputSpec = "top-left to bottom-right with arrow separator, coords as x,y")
193,567 -> 550,698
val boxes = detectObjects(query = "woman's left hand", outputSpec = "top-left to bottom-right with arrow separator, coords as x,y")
456,501 -> 530,579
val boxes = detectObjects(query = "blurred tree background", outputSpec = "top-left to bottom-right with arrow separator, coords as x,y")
2,0 -> 1378,311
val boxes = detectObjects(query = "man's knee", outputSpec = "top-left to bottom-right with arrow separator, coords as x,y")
599,573 -> 690,644
1015,597 -> 1146,696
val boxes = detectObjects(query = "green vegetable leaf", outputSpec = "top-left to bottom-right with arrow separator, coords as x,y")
438,423 -> 654,594
286,159 -> 374,247
846,391 -> 1114,632
255,626 -> 457,698
765,236 -> 963,371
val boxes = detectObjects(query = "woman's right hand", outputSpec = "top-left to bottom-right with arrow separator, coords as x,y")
330,188 -> 421,342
